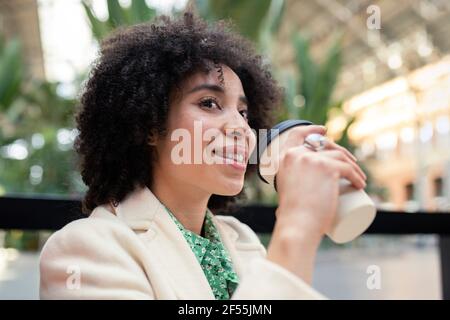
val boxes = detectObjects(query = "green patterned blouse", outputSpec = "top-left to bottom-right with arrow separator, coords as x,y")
163,205 -> 239,300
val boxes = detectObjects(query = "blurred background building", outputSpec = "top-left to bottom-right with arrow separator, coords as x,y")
0,0 -> 45,78
272,0 -> 450,213
0,0 -> 449,299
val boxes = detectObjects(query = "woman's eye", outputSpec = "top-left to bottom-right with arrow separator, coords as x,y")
199,97 -> 220,109
240,109 -> 249,121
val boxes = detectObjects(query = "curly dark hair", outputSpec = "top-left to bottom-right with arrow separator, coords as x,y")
74,11 -> 283,215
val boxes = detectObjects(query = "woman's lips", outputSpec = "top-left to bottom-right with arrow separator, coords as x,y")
212,149 -> 247,171
212,145 -> 248,163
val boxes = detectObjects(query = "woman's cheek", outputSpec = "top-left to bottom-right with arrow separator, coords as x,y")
249,131 -> 257,152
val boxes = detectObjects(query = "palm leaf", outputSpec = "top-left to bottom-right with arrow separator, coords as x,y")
0,38 -> 22,110
195,0 -> 272,42
81,1 -> 109,40
309,36 -> 342,124
283,73 -> 299,119
266,0 -> 285,35
130,0 -> 156,23
292,34 -> 317,120
107,0 -> 129,28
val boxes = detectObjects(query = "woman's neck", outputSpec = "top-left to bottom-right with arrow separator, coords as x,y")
150,168 -> 211,236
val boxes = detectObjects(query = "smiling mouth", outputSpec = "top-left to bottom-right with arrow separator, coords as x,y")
212,149 -> 247,164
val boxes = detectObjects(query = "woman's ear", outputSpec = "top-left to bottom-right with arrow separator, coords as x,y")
147,130 -> 158,146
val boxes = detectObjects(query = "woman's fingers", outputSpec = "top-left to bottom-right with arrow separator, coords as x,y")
289,125 -> 358,166
326,157 -> 366,189
282,125 -> 367,184
325,139 -> 358,163
301,125 -> 327,136
288,125 -> 327,144
281,125 -> 328,155
322,140 -> 356,165
319,150 -> 367,182
321,139 -> 367,179
282,145 -> 366,190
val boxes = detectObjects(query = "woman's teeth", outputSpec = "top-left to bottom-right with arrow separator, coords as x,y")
214,151 -> 245,164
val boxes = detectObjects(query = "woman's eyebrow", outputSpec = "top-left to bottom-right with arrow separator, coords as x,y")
187,83 -> 248,105
187,83 -> 224,94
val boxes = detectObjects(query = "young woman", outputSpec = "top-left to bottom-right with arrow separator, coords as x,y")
39,12 -> 367,300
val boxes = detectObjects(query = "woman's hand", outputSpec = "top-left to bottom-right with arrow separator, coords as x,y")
265,125 -> 367,283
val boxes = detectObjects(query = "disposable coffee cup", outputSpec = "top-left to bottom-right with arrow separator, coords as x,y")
256,119 -> 377,244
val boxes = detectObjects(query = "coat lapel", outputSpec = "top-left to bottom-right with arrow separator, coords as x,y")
114,186 -> 215,299
111,185 -> 265,299
212,215 -> 267,280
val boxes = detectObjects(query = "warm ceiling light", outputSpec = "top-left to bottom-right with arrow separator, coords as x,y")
388,53 -> 403,70
436,116 -> 450,134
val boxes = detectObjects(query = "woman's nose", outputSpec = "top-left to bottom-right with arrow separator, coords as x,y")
224,119 -> 247,141
226,127 -> 245,140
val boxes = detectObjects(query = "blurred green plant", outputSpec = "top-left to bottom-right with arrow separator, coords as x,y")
195,0 -> 285,55
0,34 -> 84,250
0,35 -> 79,195
281,34 -> 343,126
4,230 -> 39,251
0,36 -> 22,113
281,34 -> 358,150
195,0 -> 271,41
82,0 -> 158,41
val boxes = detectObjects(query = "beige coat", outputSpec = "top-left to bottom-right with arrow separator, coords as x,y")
39,186 -> 326,299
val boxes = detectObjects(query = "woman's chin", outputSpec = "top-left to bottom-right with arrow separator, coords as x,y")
213,182 -> 244,196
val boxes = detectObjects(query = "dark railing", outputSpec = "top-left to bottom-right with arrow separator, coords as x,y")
1,194 -> 449,299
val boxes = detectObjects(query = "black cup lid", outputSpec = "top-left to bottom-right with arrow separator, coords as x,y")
255,119 -> 313,184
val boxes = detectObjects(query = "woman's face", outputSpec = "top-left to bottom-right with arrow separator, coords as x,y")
153,64 -> 257,196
